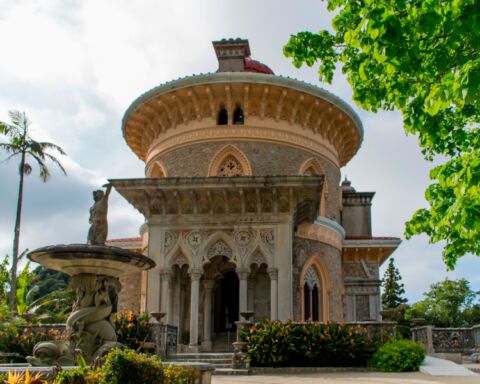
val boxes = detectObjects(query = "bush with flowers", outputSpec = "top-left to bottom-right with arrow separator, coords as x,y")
112,311 -> 151,351
0,322 -> 65,362
240,320 -> 376,367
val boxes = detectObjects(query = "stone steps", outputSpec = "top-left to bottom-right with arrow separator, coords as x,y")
166,352 -> 248,374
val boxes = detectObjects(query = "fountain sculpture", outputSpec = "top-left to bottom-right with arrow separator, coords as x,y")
26,184 -> 155,366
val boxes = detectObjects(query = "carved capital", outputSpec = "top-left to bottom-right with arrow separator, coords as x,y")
189,268 -> 203,281
267,268 -> 279,280
159,269 -> 173,281
236,268 -> 250,280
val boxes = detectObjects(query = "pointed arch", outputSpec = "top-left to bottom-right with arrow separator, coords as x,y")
298,158 -> 329,216
208,145 -> 252,177
165,243 -> 194,269
201,231 -> 239,266
299,254 -> 331,322
147,160 -> 167,177
245,245 -> 270,271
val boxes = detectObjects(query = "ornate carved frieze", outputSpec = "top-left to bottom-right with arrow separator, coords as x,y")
111,176 -> 323,224
164,230 -> 179,255
207,240 -> 233,260
122,73 -> 363,167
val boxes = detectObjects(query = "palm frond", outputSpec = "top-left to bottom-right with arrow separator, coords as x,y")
28,152 -> 50,182
44,152 -> 67,175
8,110 -> 30,130
37,141 -> 66,156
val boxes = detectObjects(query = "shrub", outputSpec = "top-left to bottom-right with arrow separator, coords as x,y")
370,338 -> 426,372
241,320 -> 376,367
164,365 -> 200,384
100,348 -> 164,384
0,323 -> 64,361
112,311 -> 151,351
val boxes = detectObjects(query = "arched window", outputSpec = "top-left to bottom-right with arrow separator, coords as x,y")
233,107 -> 244,125
208,145 -> 252,177
218,156 -> 243,176
217,107 -> 228,125
303,266 -> 321,321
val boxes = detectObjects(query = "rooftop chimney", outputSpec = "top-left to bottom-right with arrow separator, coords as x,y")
213,38 -> 251,73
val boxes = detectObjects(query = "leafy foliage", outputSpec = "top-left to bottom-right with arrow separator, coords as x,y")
406,278 -> 479,327
100,348 -> 165,384
111,311 -> 151,351
381,258 -> 407,309
370,338 -> 426,372
0,323 -> 65,361
240,320 -> 375,367
284,0 -> 480,269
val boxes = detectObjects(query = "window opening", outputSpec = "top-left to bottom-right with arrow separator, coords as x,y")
233,107 -> 244,125
217,108 -> 228,125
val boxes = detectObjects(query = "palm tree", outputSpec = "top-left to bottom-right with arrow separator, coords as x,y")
0,110 -> 67,312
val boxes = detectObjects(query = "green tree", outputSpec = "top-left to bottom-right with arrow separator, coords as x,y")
406,278 -> 478,327
0,111 -> 67,312
284,0 -> 480,269
382,258 -> 408,309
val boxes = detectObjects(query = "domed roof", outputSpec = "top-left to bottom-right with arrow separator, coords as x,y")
244,57 -> 274,75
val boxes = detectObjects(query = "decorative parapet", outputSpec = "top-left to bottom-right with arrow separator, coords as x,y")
412,326 -> 479,354
296,216 -> 345,250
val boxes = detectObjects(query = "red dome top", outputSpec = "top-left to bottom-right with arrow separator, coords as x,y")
244,58 -> 274,75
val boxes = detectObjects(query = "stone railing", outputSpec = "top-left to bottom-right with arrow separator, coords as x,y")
346,321 -> 396,343
412,325 -> 480,354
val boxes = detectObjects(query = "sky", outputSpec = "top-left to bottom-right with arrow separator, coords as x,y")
0,0 -> 478,303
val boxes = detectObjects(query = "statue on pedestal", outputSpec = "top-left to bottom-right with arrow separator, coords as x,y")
87,184 -> 112,245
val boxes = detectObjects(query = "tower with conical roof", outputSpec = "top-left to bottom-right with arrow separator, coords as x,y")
110,39 -> 400,352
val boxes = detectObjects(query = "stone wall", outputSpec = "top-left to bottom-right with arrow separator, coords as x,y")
118,272 -> 142,313
157,141 -> 341,221
412,325 -> 480,354
292,237 -> 343,321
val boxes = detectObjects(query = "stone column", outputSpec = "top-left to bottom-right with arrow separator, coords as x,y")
276,223 -> 293,319
308,286 -> 314,320
146,225 -> 163,313
247,276 -> 256,312
189,269 -> 202,352
268,268 -> 278,320
160,269 -> 172,324
202,279 -> 215,350
237,268 -> 249,321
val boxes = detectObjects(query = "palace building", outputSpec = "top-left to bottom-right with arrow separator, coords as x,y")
109,39 -> 401,351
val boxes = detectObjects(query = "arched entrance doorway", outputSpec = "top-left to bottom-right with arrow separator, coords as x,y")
214,270 -> 239,332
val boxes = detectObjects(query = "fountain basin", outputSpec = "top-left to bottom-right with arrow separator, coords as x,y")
28,244 -> 155,277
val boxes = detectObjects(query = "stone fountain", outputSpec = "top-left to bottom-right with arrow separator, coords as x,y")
25,184 -> 155,366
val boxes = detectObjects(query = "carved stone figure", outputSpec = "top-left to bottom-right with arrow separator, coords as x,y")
87,184 -> 112,245
27,274 -> 123,366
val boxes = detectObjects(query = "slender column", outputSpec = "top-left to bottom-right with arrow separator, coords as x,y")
237,268 -> 249,320
247,276 -> 256,312
146,225 -> 162,313
308,286 -> 313,320
189,269 -> 202,352
202,279 -> 215,350
160,269 -> 172,324
268,268 -> 278,320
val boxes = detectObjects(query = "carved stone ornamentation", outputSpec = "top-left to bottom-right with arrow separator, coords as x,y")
186,231 -> 204,249
164,231 -> 178,255
233,230 -> 252,248
304,266 -> 320,289
207,240 -> 233,260
259,229 -> 274,254
172,254 -> 189,267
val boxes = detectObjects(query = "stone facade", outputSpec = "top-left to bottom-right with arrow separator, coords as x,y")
110,39 -> 401,352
